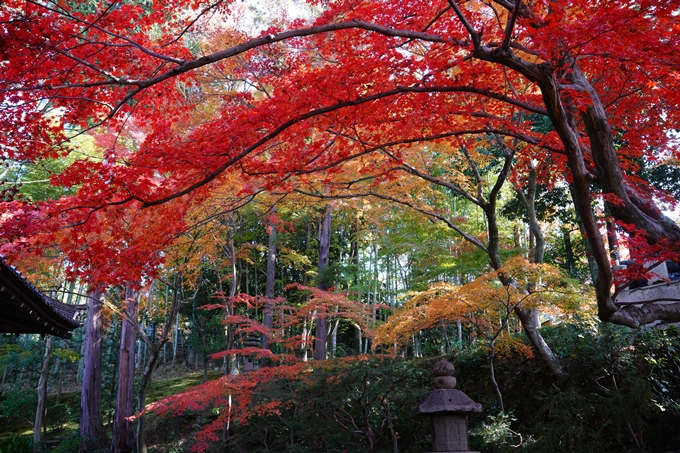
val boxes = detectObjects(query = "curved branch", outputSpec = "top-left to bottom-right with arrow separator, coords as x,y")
393,160 -> 481,206
140,84 -> 545,206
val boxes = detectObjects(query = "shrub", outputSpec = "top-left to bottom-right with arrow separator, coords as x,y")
0,434 -> 32,453
46,403 -> 72,432
0,389 -> 37,424
49,433 -> 83,453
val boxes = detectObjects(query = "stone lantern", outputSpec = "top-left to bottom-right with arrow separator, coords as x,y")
414,359 -> 482,453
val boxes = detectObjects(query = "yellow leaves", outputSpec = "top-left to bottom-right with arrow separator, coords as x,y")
374,282 -> 459,347
279,247 -> 313,270
463,256 -> 592,315
493,333 -> 535,360
375,256 -> 593,349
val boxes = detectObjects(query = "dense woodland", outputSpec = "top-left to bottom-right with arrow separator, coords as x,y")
1,0 -> 680,451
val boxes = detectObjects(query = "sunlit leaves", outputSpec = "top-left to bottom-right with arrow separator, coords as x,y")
375,257 -> 592,349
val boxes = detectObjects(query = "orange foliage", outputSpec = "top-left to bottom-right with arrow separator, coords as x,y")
375,257 -> 592,349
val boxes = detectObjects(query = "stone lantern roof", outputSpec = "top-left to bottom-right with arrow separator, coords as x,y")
414,389 -> 483,416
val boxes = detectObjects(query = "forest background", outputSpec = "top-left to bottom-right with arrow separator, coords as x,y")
1,0 -> 680,451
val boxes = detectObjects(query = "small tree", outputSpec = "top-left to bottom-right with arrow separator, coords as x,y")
376,256 -> 590,405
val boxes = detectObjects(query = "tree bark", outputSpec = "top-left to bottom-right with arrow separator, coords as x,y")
514,307 -> 568,381
227,235 -> 239,375
111,285 -> 139,453
262,207 -> 276,354
562,227 -> 576,277
80,288 -> 109,453
314,204 -> 332,361
33,335 -> 52,452
513,165 -> 545,264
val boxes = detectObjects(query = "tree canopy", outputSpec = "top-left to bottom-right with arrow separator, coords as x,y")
1,0 -> 679,329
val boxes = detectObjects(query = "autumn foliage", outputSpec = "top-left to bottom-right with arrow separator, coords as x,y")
146,355 -> 431,453
2,0 -> 679,309
375,257 -> 591,350
2,2 -> 680,442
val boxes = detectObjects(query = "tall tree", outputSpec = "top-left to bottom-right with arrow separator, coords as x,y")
79,288 -> 109,453
33,335 -> 51,453
262,206 -> 277,354
1,0 -> 679,329
111,285 -> 140,453
314,205 -> 332,361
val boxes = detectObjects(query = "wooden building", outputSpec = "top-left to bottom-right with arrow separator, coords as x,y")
0,260 -> 82,339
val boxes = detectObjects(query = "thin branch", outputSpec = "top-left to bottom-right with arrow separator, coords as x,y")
294,188 -> 490,253
502,0 -> 521,49
447,0 -> 481,48
139,84 -> 545,207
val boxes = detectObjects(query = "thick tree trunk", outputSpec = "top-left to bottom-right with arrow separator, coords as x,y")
473,42 -> 680,328
559,63 -> 680,327
33,335 -> 52,452
80,288 -> 108,453
513,164 -> 545,329
111,285 -> 139,453
514,166 -> 545,264
514,307 -> 568,381
562,227 -> 576,277
314,205 -> 332,361
262,207 -> 276,354
606,218 -> 620,263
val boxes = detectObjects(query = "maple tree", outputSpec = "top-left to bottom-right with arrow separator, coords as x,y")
1,0 -> 680,345
375,256 -> 589,407
147,355 -> 427,453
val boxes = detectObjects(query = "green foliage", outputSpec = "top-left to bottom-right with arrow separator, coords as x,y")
51,348 -> 80,363
49,434 -> 83,453
0,336 -> 43,383
471,412 -> 534,452
515,323 -> 679,452
0,389 -> 37,424
153,357 -> 433,453
633,326 -> 680,444
500,184 -> 574,225
0,434 -> 32,453
640,159 -> 680,199
447,320 -> 680,453
46,403 -> 72,432
237,357 -> 432,453
1,131 -> 94,202
544,227 -> 590,281
160,321 -> 678,453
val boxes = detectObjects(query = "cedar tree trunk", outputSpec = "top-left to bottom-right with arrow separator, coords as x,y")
111,285 -> 139,453
79,288 -> 108,453
33,335 -> 51,452
314,205 -> 332,361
